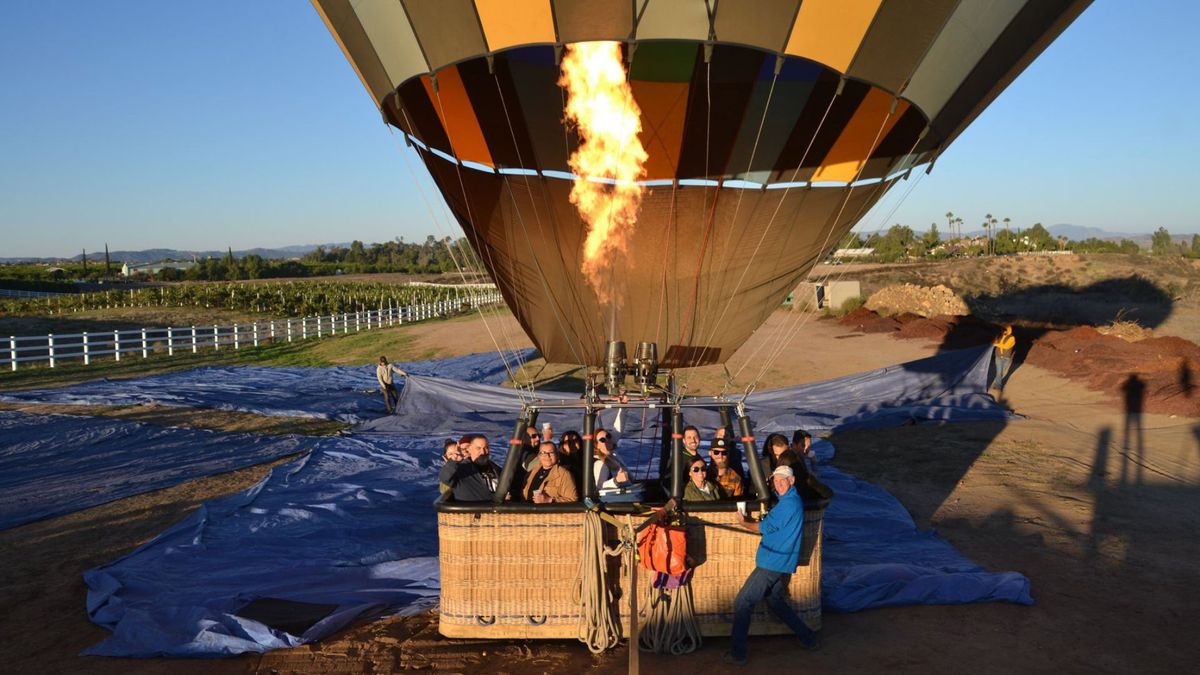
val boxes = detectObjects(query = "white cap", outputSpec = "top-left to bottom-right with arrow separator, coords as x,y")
771,465 -> 794,479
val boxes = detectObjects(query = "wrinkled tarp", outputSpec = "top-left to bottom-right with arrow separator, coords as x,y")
1,410 -> 334,531
84,436 -> 443,657
0,349 -> 536,423
84,435 -> 1030,657
360,345 -> 1014,438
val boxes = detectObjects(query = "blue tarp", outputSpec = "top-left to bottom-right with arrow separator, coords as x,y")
0,349 -> 537,422
0,410 -> 330,531
56,344 -> 1030,656
82,433 -> 1030,657
84,436 -> 443,657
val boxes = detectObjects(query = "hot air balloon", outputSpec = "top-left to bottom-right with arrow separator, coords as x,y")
313,0 -> 1089,650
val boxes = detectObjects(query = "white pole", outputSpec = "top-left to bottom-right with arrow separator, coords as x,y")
286,319 -> 293,343
10,335 -> 16,371
48,333 -> 56,368
141,328 -> 148,358
167,326 -> 174,356
343,312 -> 349,334
83,331 -> 90,365
270,320 -> 276,342
302,317 -> 308,340
214,325 -> 220,351
191,326 -> 198,353
234,324 -> 240,350
252,322 -> 259,347
114,330 -> 120,362
355,311 -> 361,332
317,316 -> 323,339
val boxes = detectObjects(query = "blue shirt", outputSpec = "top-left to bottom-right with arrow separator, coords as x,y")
756,486 -> 805,573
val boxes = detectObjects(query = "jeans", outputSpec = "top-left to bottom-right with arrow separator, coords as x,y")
991,351 -> 1013,390
730,567 -> 815,659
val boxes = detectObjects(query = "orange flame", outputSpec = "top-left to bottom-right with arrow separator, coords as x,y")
558,42 -> 647,305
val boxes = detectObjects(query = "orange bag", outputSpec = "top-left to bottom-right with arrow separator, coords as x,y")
638,522 -> 688,575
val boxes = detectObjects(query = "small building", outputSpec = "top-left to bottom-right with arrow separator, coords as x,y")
831,247 -> 875,259
121,261 -> 196,277
792,280 -> 862,311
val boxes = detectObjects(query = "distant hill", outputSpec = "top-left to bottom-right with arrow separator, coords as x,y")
0,243 -> 355,265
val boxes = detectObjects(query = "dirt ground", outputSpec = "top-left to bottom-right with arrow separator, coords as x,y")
2,310 -> 1198,674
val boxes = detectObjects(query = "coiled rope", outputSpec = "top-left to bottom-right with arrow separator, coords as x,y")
638,575 -> 702,655
574,510 -> 625,653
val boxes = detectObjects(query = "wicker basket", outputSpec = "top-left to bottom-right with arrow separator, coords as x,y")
437,506 -> 825,640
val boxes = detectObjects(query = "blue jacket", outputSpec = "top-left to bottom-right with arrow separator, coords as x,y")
756,486 -> 805,573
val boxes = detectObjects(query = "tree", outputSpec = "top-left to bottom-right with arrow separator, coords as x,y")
1151,227 -> 1176,256
945,211 -> 955,239
923,223 -> 941,250
1191,234 -> 1200,258
104,243 -> 112,278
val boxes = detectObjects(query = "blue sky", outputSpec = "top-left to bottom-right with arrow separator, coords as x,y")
1,1 -> 1196,258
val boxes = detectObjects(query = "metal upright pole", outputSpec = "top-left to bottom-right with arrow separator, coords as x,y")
670,408 -> 685,500
581,407 -> 597,500
738,404 -> 771,506
493,410 -> 530,505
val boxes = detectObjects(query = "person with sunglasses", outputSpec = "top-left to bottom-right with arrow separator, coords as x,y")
521,441 -> 578,504
592,429 -> 632,495
708,437 -> 743,498
684,456 -> 720,501
557,429 -> 584,476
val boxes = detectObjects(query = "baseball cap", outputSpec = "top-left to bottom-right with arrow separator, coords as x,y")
771,465 -> 794,479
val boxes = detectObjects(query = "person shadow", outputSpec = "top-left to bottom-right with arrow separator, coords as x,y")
1121,374 -> 1145,487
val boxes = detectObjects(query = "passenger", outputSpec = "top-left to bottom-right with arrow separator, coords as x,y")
375,356 -> 407,415
776,449 -> 834,501
684,456 -> 720,501
558,429 -> 584,476
438,438 -> 461,495
682,425 -> 703,462
759,433 -> 791,476
438,435 -> 500,502
593,428 -> 633,494
713,426 -> 746,477
708,437 -> 744,498
522,441 -> 579,504
725,465 -> 820,666
791,429 -> 819,476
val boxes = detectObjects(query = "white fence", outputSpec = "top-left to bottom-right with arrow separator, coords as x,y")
3,291 -> 502,372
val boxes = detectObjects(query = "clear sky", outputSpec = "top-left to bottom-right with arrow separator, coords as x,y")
1,1 -> 1196,258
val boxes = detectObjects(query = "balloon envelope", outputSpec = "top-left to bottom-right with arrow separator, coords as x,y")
314,0 -> 1090,367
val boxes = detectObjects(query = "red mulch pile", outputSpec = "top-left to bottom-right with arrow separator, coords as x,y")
838,307 -> 901,333
1026,327 -> 1200,417
840,308 -> 1200,417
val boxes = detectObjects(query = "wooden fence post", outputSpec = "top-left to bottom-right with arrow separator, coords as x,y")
192,326 -> 198,353
234,324 -> 240,350
9,335 -> 16,371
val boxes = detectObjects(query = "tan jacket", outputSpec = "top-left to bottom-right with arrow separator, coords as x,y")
522,464 -> 579,503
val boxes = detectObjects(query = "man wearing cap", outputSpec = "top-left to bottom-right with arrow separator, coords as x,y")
725,464 -> 819,666
708,437 -> 743,498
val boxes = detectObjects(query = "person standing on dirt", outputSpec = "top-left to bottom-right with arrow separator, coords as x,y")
991,326 -> 1016,393
725,465 -> 820,666
376,356 -> 406,414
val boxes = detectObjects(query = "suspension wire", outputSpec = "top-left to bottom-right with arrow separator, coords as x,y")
491,72 -> 590,371
737,115 -> 907,389
421,89 -> 537,400
677,58 -> 782,386
652,179 -> 678,350
403,107 -> 530,401
386,123 -> 528,403
744,141 -> 930,389
677,74 -> 840,393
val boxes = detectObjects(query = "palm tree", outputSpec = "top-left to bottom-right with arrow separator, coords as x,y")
1003,217 -> 1011,233
945,211 -> 955,239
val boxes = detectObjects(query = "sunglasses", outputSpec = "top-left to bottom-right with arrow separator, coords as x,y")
710,450 -> 727,456
597,437 -> 610,444
690,466 -> 706,473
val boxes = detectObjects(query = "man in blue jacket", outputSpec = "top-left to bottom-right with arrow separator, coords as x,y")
725,464 -> 819,665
